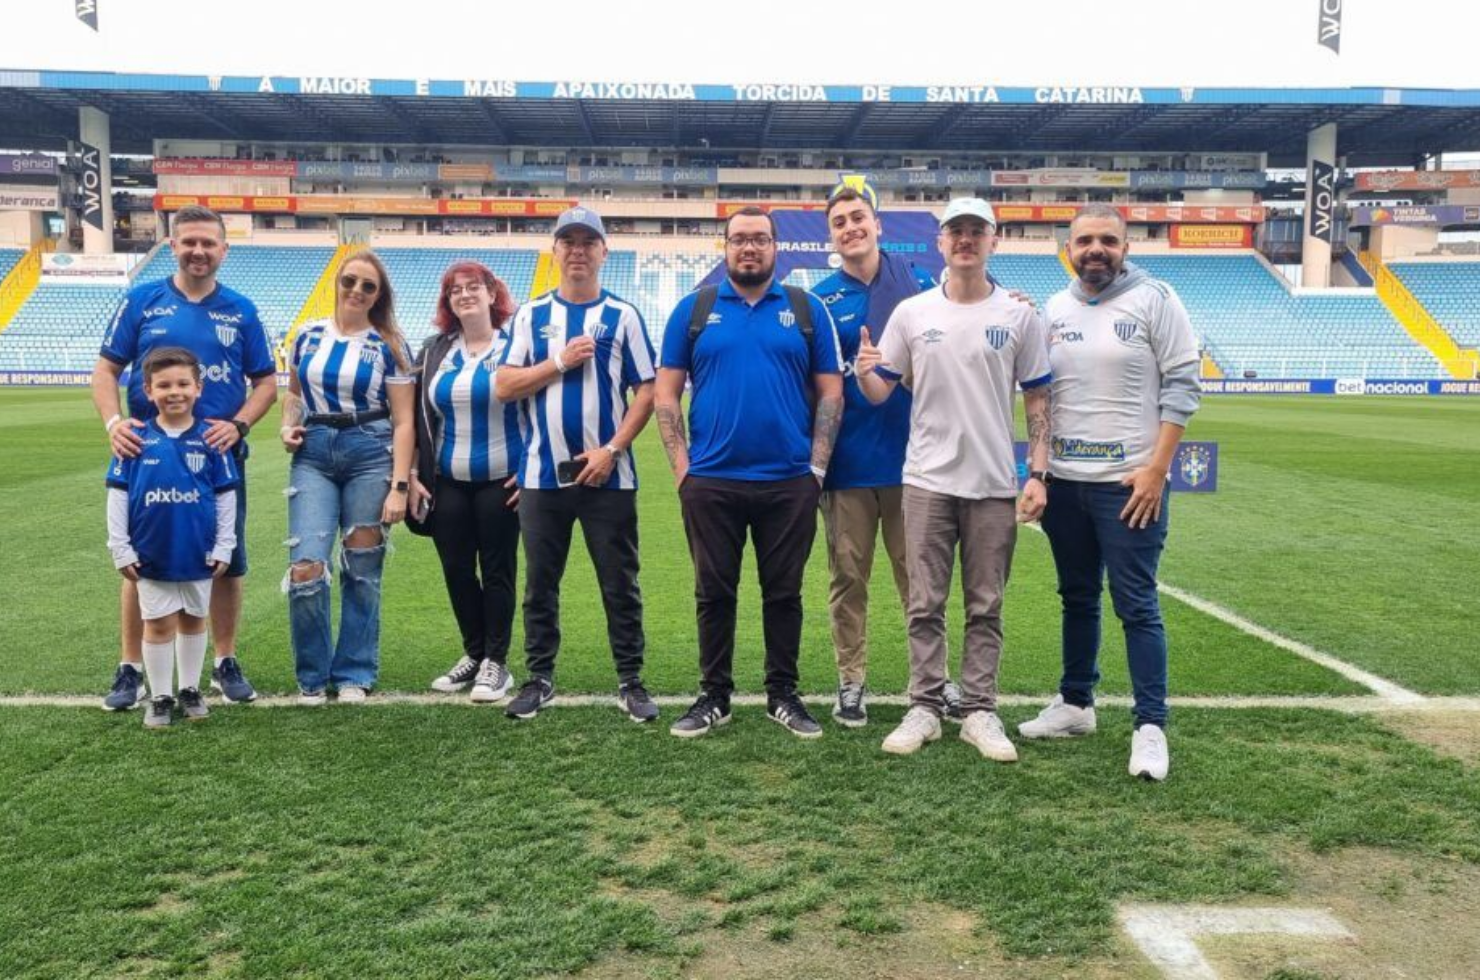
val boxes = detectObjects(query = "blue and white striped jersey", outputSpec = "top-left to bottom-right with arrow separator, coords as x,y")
501,290 -> 656,490
431,333 -> 523,482
292,318 -> 412,415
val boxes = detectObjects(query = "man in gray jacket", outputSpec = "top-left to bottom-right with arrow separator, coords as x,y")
1017,203 -> 1201,782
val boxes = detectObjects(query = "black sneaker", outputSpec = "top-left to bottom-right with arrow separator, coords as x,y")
767,694 -> 823,740
832,682 -> 867,728
669,694 -> 731,738
942,679 -> 963,724
102,664 -> 147,711
178,687 -> 210,722
144,695 -> 175,730
617,679 -> 660,723
210,657 -> 257,704
505,677 -> 554,720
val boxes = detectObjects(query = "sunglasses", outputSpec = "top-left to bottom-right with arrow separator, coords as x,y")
339,274 -> 380,296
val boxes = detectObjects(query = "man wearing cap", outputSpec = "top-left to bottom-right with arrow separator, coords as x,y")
494,205 -> 660,723
855,198 -> 1053,763
811,179 -> 939,729
1016,203 -> 1201,782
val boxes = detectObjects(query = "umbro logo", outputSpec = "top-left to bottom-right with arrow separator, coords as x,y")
705,313 -> 722,326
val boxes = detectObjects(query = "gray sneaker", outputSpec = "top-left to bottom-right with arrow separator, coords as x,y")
432,655 -> 480,693
470,660 -> 514,703
618,679 -> 660,723
144,695 -> 175,730
178,687 -> 210,722
505,677 -> 554,720
832,683 -> 867,728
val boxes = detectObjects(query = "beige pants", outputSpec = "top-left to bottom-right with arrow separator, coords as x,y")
902,486 -> 1018,716
822,487 -> 909,686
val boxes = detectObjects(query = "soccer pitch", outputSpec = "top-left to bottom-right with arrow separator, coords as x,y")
1,389 -> 1478,979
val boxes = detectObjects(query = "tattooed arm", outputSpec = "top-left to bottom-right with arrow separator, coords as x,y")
280,378 -> 308,454
1017,384 -> 1051,522
654,367 -> 690,488
809,372 -> 844,485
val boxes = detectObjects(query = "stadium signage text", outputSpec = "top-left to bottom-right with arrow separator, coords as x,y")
464,80 -> 517,97
1308,159 -> 1336,244
299,77 -> 372,95
78,143 -> 104,231
1354,169 -> 1480,191
0,185 -> 58,210
1034,87 -> 1144,104
1201,379 -> 1480,395
927,87 -> 1001,103
1348,204 -> 1480,227
1318,0 -> 1343,54
0,154 -> 58,176
732,84 -> 828,102
553,82 -> 697,100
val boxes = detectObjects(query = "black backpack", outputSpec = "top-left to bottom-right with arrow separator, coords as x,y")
686,283 -> 814,344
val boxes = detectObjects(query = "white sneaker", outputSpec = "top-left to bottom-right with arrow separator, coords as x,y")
298,689 -> 328,708
1017,694 -> 1097,739
337,686 -> 369,704
469,660 -> 513,703
881,706 -> 942,756
961,711 -> 1018,763
431,655 -> 479,693
1129,725 -> 1169,781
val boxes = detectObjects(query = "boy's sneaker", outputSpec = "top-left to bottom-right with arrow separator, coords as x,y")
881,706 -> 942,755
767,693 -> 823,740
144,695 -> 175,729
178,687 -> 210,722
669,694 -> 731,738
505,677 -> 554,720
337,685 -> 369,704
432,655 -> 480,693
942,679 -> 964,724
832,683 -> 867,728
102,664 -> 147,711
961,711 -> 1018,763
210,657 -> 257,704
1018,695 -> 1097,739
298,689 -> 328,708
617,679 -> 660,723
470,660 -> 514,703
1129,724 -> 1170,782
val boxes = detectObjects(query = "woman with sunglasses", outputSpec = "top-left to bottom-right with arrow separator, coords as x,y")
280,251 -> 415,705
414,262 -> 524,704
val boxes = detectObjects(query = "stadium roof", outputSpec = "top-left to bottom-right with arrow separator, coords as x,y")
4,72 -> 1480,166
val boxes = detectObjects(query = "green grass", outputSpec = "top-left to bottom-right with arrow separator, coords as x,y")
0,705 -> 1478,978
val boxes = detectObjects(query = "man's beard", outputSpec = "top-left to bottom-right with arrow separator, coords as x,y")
1076,255 -> 1119,289
729,261 -> 774,288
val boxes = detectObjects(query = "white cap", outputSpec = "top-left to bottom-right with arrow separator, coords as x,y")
939,197 -> 997,228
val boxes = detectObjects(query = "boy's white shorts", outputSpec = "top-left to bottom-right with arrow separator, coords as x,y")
136,578 -> 212,620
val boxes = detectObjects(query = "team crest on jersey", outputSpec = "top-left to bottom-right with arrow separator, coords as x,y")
185,451 -> 207,474
539,324 -> 559,340
215,325 -> 238,346
359,345 -> 381,366
922,328 -> 945,345
778,310 -> 797,329
1113,320 -> 1139,343
1178,444 -> 1211,488
985,326 -> 1010,351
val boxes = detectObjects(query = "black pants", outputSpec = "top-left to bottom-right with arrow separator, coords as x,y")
520,487 -> 645,683
431,475 -> 520,664
678,474 -> 820,700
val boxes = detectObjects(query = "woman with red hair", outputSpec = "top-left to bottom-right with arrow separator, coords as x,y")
411,261 -> 526,703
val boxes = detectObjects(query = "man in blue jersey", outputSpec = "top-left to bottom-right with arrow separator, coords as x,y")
811,181 -> 939,729
656,206 -> 845,740
495,205 -> 660,723
90,204 -> 278,710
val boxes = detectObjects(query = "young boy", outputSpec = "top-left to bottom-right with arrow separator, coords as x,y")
106,347 -> 239,729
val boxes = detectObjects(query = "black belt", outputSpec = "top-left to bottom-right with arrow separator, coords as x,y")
306,409 -> 389,429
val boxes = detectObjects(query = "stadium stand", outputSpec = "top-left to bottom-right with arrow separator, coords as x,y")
374,248 -> 539,343
0,248 -> 24,283
1389,262 -> 1480,348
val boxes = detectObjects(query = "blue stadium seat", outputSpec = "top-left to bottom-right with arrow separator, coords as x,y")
1389,261 -> 1480,348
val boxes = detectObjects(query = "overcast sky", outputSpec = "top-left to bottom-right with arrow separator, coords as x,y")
2,0 -> 1475,89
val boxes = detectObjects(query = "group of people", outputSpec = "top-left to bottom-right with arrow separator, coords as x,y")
92,186 -> 1199,781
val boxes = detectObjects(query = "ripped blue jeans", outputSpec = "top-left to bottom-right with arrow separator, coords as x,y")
285,419 -> 392,692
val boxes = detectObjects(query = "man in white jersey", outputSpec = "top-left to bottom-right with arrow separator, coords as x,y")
495,205 -> 660,723
1017,203 -> 1201,782
855,198 -> 1053,764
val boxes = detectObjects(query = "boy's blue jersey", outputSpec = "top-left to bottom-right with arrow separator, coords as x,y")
811,256 -> 935,489
100,277 -> 276,423
106,419 -> 239,582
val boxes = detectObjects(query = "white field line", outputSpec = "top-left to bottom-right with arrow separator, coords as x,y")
1020,522 -> 1426,705
1118,904 -> 1353,980
5,692 -> 1480,713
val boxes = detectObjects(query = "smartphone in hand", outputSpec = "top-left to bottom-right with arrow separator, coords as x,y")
556,458 -> 587,487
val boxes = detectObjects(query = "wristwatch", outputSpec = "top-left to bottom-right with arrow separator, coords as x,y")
392,480 -> 410,493
1028,469 -> 1051,485
603,443 -> 624,459
231,418 -> 251,439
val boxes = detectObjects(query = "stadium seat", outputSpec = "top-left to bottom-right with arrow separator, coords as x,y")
1389,261 -> 1480,348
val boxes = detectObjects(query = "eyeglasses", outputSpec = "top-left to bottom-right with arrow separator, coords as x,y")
725,234 -> 775,249
339,274 -> 380,296
446,283 -> 487,298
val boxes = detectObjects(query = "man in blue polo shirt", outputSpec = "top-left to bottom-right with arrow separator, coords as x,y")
655,205 -> 845,740
90,204 -> 278,710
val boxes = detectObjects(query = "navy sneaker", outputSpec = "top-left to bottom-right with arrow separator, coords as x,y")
102,664 -> 147,711
505,677 -> 554,720
210,657 -> 257,704
617,679 -> 660,723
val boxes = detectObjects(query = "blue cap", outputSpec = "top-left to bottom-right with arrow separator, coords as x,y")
553,205 -> 606,240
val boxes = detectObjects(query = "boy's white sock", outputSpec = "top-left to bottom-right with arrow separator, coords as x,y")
177,632 -> 208,692
214,655 -> 232,668
142,640 -> 175,699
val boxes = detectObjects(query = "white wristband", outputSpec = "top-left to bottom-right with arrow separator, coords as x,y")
105,414 -> 122,434
811,465 -> 827,480
553,351 -> 568,373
